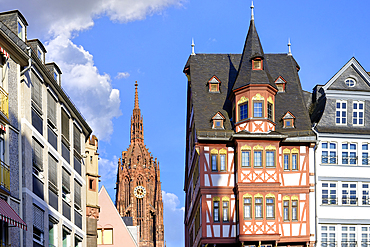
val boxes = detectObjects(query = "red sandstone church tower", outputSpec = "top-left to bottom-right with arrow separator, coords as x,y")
115,82 -> 165,247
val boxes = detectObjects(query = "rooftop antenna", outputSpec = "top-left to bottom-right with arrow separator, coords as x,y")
251,1 -> 254,20
288,38 -> 292,56
191,38 -> 195,55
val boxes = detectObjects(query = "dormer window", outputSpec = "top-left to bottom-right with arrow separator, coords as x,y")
275,76 -> 287,93
252,58 -> 263,70
212,112 -> 225,129
17,20 -> 25,41
208,76 -> 221,92
282,111 -> 295,128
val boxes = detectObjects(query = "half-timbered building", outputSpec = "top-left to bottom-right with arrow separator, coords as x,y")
184,5 -> 316,247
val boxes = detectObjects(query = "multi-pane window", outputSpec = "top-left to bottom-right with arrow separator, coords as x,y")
363,144 -> 369,165
240,103 -> 248,121
342,143 -> 349,165
211,154 -> 217,171
292,200 -> 298,220
362,227 -> 370,246
283,200 -> 289,221
241,151 -> 250,167
322,142 -> 337,164
255,198 -> 263,219
321,225 -> 336,247
341,226 -> 356,247
336,100 -> 347,125
322,182 -> 337,205
266,151 -> 275,167
243,198 -> 252,219
254,151 -> 262,167
222,201 -> 229,222
292,153 -> 298,170
342,183 -> 357,205
267,103 -> 273,120
363,184 -> 370,205
18,21 -> 23,39
266,197 -> 275,219
349,144 -> 357,165
253,101 -> 263,118
213,201 -> 220,222
353,101 -> 364,125
220,154 -> 226,171
284,154 -> 289,170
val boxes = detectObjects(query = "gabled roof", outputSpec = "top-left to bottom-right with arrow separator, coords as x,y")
208,75 -> 221,84
282,111 -> 295,119
275,76 -> 287,84
212,111 -> 226,120
232,19 -> 276,91
98,186 -> 138,247
323,57 -> 370,91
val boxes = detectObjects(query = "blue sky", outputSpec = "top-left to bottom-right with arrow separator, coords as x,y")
1,0 -> 370,246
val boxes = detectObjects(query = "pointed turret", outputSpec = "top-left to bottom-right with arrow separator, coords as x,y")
232,3 -> 275,91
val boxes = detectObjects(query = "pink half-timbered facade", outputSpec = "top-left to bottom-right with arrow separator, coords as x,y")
184,5 -> 316,247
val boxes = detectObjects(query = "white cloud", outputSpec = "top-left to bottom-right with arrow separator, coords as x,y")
115,72 -> 130,79
162,191 -> 184,246
0,0 -> 183,141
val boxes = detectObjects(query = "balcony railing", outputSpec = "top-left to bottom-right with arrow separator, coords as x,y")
342,198 -> 358,205
0,86 -> 8,119
321,241 -> 337,247
0,159 -> 9,191
322,197 -> 338,205
342,157 -> 357,165
322,156 -> 337,164
341,241 -> 357,247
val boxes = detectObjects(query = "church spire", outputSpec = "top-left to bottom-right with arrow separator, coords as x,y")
134,81 -> 139,109
131,81 -> 144,143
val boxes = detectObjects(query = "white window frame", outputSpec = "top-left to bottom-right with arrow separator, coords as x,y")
341,225 -> 356,246
322,182 -> 337,205
362,183 -> 370,206
362,226 -> 370,246
362,144 -> 369,166
341,182 -> 357,205
353,101 -> 364,126
17,19 -> 25,41
322,142 -> 337,164
336,100 -> 347,125
320,225 -> 336,246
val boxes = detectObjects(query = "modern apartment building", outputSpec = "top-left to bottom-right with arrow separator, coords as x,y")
0,10 -> 95,247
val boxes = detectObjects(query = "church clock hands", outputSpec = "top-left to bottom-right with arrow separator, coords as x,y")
134,186 -> 146,198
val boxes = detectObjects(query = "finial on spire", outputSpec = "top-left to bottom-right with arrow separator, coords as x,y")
288,38 -> 292,56
191,38 -> 195,56
251,1 -> 254,20
134,81 -> 139,109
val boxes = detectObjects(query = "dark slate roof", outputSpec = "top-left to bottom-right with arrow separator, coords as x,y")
185,53 -> 314,138
0,21 -> 28,53
232,20 -> 276,91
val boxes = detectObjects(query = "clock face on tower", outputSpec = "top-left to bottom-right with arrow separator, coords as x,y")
134,186 -> 146,198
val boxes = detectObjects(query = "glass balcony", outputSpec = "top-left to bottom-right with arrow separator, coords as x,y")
0,159 -> 9,191
0,86 -> 8,119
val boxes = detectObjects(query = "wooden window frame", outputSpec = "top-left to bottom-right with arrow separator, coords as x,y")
222,200 -> 229,222
267,102 -> 273,120
239,102 -> 248,121
243,197 -> 252,219
252,58 -> 263,70
265,151 -> 275,168
253,101 -> 264,118
283,200 -> 289,221
253,151 -> 263,168
213,200 -> 220,222
283,154 -> 290,170
211,154 -> 217,171
266,197 -> 275,219
255,197 -> 263,219
241,150 -> 250,168
220,154 -> 227,171
292,199 -> 298,221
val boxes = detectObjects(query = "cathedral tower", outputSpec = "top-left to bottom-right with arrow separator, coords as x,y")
115,82 -> 164,247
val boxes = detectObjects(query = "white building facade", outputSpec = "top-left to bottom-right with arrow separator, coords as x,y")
311,57 -> 370,247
